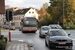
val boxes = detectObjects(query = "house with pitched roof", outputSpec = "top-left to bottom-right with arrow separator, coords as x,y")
12,8 -> 38,27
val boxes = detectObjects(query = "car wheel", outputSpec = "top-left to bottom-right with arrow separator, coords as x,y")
22,31 -> 24,33
45,39 -> 48,47
39,33 -> 42,38
21,30 -> 24,33
39,34 -> 41,38
19,29 -> 21,31
33,31 -> 36,33
48,42 -> 53,49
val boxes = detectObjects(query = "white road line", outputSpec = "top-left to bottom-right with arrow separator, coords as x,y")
72,39 -> 75,40
18,40 -> 24,42
12,44 -> 16,50
16,44 -> 20,50
7,45 -> 12,50
73,44 -> 75,45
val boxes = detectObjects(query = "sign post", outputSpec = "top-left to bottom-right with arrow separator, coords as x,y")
6,10 -> 13,41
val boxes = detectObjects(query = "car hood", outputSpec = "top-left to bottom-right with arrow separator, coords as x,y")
50,36 -> 71,40
42,30 -> 48,32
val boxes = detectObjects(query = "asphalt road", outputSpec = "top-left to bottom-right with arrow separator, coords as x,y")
1,29 -> 75,50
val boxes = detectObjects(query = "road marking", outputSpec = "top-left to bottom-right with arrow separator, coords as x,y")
18,40 -> 24,42
72,39 -> 75,40
7,45 -> 12,50
73,44 -> 75,45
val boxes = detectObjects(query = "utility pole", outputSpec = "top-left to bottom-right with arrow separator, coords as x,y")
46,13 -> 47,25
63,0 -> 64,27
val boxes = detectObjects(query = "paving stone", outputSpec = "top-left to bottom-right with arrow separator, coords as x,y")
5,41 -> 29,50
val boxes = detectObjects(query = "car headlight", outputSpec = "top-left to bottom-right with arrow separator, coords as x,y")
67,39 -> 72,42
50,39 -> 56,42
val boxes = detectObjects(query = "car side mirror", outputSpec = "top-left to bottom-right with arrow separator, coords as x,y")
45,33 -> 47,35
68,34 -> 71,36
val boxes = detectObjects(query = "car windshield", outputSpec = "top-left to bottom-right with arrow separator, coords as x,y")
50,30 -> 67,36
57,25 -> 62,28
42,27 -> 50,30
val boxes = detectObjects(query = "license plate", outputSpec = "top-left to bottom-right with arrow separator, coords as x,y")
59,42 -> 66,44
27,27 -> 33,29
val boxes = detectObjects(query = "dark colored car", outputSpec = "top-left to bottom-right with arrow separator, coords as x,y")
49,24 -> 62,29
45,29 -> 73,49
3,25 -> 9,29
10,26 -> 15,30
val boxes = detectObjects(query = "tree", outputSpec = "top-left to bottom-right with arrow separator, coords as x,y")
47,0 -> 73,26
42,2 -> 49,10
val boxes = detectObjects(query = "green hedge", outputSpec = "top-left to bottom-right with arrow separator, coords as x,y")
3,37 -> 8,43
70,26 -> 75,29
0,35 -> 8,50
0,35 -> 4,40
62,26 -> 75,29
0,40 -> 6,50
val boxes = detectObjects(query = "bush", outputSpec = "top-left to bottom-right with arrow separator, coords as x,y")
70,25 -> 75,29
3,37 -> 8,43
0,35 -> 8,50
0,35 -> 4,40
0,40 -> 6,50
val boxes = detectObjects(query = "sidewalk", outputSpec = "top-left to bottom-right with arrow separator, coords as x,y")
5,41 -> 34,50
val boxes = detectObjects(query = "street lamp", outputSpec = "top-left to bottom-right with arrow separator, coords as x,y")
63,0 -> 64,27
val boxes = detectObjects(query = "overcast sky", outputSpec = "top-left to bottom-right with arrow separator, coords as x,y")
5,0 -> 50,9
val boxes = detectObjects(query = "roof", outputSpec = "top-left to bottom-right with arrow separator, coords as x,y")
38,8 -> 47,15
35,10 -> 39,14
41,26 -> 49,27
13,8 -> 30,15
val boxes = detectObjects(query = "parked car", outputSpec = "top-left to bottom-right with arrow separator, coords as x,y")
45,29 -> 73,49
39,26 -> 50,38
10,26 -> 15,30
3,25 -> 9,29
49,24 -> 62,29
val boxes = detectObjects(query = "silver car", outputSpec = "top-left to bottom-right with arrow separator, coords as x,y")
39,26 -> 50,38
49,24 -> 62,29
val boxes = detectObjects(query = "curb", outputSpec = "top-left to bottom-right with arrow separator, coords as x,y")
25,41 -> 34,50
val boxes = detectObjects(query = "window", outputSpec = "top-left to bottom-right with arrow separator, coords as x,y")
32,12 -> 34,14
29,12 -> 31,14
